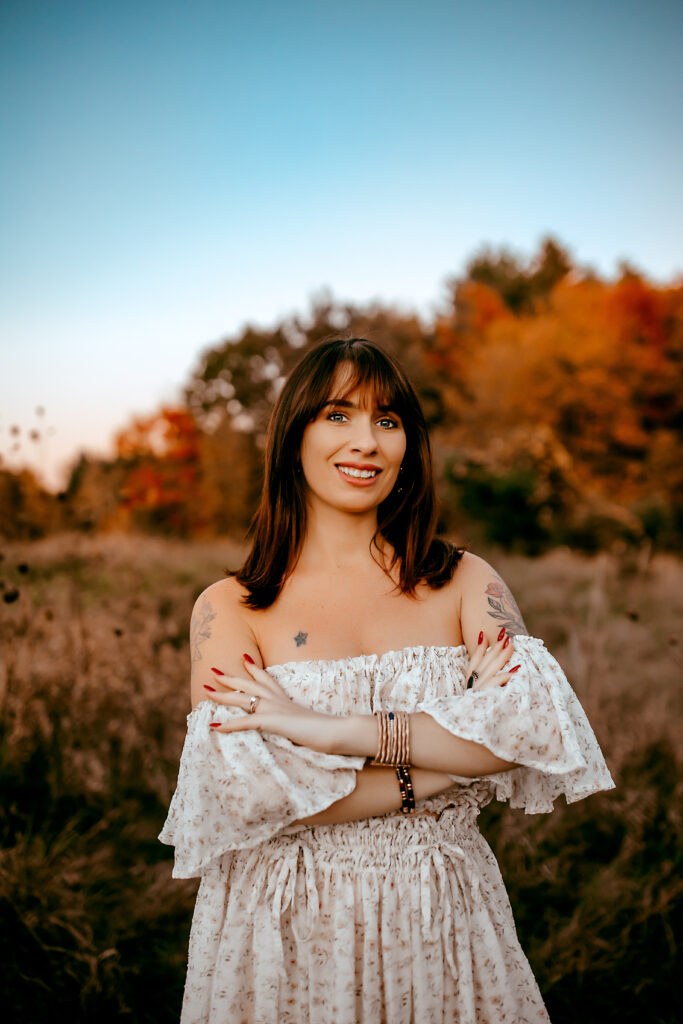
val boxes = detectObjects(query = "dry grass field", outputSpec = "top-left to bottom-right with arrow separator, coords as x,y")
0,533 -> 681,1022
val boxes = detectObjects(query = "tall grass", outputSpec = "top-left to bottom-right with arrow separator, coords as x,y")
0,534 -> 680,1022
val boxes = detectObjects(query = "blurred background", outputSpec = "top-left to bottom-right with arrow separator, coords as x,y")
1,1 -> 681,1021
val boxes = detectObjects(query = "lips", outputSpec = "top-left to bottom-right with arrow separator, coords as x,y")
335,463 -> 382,484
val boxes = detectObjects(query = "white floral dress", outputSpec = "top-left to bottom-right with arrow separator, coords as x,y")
159,637 -> 614,1023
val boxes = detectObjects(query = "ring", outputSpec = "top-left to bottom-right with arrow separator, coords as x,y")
466,671 -> 479,690
247,695 -> 260,715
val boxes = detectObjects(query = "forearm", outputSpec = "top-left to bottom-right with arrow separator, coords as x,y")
294,762 -> 455,827
333,712 -> 517,775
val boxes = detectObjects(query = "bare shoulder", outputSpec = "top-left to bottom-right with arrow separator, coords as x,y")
190,577 -> 247,657
455,551 -> 528,650
189,576 -> 259,707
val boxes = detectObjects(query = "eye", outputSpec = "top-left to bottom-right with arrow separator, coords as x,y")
378,416 -> 399,429
326,411 -> 348,423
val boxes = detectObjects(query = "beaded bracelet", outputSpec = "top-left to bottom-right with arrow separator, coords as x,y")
369,710 -> 410,766
395,765 -> 416,814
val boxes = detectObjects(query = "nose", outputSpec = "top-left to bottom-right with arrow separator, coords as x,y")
350,414 -> 378,453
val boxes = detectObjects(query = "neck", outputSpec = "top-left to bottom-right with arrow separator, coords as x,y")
296,500 -> 393,575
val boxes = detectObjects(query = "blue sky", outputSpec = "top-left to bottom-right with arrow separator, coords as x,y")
1,0 -> 681,489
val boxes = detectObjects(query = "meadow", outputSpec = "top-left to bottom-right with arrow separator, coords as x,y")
0,532 -> 680,1022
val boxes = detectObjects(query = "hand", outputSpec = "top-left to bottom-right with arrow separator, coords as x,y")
203,655 -> 342,754
465,628 -> 519,692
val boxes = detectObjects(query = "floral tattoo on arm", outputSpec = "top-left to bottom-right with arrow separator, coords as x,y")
190,596 -> 217,666
484,578 -> 528,637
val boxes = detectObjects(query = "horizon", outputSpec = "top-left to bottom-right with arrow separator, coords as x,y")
2,0 -> 681,491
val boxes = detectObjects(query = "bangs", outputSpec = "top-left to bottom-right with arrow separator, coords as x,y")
311,346 -> 408,419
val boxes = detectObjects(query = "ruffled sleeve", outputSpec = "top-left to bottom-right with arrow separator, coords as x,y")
416,635 -> 615,814
158,701 -> 366,877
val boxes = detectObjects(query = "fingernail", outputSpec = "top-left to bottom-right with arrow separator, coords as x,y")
478,631 -> 483,645
503,636 -> 509,649
203,684 -> 216,692
211,667 -> 225,676
501,681 -> 509,687
243,653 -> 255,664
509,665 -> 520,673
497,628 -> 506,641
209,722 -> 221,727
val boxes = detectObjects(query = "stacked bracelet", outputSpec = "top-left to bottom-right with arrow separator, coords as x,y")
395,765 -> 416,814
369,710 -> 410,766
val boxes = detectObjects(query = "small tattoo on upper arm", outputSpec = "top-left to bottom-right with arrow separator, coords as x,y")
484,578 -> 528,637
293,631 -> 308,647
191,596 -> 217,666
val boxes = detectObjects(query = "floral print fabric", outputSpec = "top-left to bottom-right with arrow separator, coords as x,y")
160,639 -> 614,1022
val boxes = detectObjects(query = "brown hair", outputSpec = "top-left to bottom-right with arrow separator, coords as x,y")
231,338 -> 463,608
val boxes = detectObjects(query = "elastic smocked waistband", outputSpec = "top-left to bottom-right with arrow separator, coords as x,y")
273,802 -> 480,861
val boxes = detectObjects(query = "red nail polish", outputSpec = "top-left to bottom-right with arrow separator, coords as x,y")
211,667 -> 225,675
501,681 -> 509,687
209,722 -> 221,727
204,684 -> 216,692
503,636 -> 509,649
509,665 -> 520,673
243,652 -> 255,664
497,628 -> 506,641
478,631 -> 484,645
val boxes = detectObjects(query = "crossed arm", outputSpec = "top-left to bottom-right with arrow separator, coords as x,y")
190,553 -> 528,827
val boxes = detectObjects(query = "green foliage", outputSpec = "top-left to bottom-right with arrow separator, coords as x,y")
445,431 -> 646,555
460,236 -> 573,315
449,460 -> 551,552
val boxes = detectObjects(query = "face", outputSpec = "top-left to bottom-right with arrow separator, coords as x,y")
299,368 -> 407,513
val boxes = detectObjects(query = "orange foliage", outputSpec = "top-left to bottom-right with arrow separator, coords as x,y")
434,273 -> 683,506
114,408 -> 203,532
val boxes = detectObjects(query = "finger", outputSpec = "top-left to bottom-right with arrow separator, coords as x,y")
497,665 -> 521,687
474,627 -> 506,660
211,670 -> 270,697
204,688 -> 258,711
241,657 -> 291,698
481,641 -> 514,678
209,714 -> 266,734
241,659 -> 294,700
210,667 -> 249,691
471,647 -> 512,690
241,654 -> 271,678
466,630 -> 489,672
481,651 -> 511,684
473,662 -> 520,691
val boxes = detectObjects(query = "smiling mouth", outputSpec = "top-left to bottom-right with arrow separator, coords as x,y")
335,465 -> 381,479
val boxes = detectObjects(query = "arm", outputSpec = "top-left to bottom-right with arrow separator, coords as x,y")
296,763 -> 456,826
161,580 -> 367,873
330,553 -> 526,773
189,578 -> 261,708
205,556 -> 524,832
257,556 -> 613,824
331,557 -> 528,770
296,555 -> 526,825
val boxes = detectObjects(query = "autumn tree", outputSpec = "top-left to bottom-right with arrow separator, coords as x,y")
114,408 -> 203,535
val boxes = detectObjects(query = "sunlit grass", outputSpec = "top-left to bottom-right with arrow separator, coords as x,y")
0,534 -> 680,1022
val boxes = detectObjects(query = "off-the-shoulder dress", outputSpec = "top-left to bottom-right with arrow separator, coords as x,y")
160,637 -> 614,1023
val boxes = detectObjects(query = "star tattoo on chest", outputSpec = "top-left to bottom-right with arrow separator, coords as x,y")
293,631 -> 308,647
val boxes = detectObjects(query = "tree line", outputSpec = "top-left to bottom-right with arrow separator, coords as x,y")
2,236 -> 682,552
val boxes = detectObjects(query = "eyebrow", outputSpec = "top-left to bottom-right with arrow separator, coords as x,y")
322,399 -> 397,413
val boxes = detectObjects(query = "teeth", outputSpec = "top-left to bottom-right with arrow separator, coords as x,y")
337,466 -> 378,479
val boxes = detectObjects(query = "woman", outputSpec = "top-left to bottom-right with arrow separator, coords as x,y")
160,337 -> 614,1023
